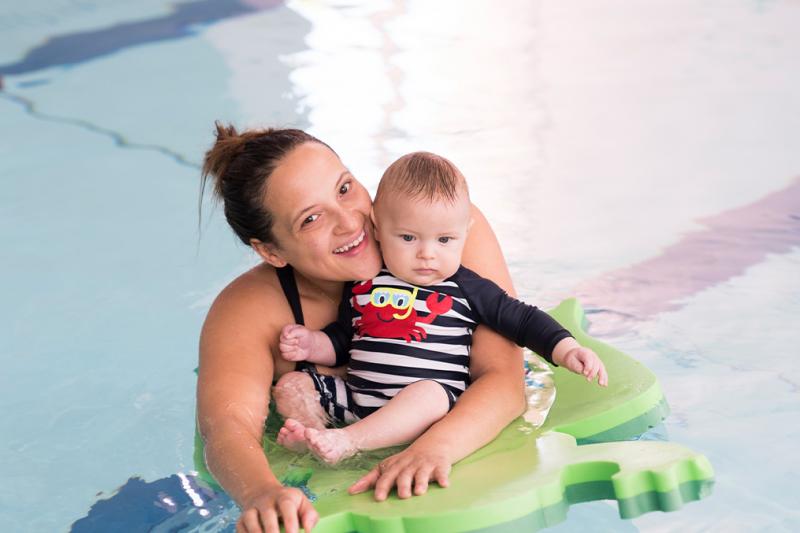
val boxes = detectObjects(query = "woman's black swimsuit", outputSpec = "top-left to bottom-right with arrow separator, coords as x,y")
275,265 -> 305,328
275,266 -> 356,421
275,265 -> 314,372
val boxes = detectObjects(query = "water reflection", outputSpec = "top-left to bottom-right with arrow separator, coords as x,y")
575,176 -> 800,335
71,474 -> 238,533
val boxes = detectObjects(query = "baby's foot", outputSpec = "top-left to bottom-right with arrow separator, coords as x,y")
305,427 -> 359,465
277,418 -> 309,452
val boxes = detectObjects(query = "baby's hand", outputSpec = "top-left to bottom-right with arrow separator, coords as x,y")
560,347 -> 609,387
279,324 -> 315,362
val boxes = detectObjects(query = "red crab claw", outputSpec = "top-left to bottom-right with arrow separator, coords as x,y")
352,279 -> 373,295
426,292 -> 453,315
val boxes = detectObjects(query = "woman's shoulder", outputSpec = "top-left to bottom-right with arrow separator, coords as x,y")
463,203 -> 516,295
204,263 -> 291,331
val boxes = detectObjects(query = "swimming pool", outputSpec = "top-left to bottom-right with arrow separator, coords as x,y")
2,1 -> 798,531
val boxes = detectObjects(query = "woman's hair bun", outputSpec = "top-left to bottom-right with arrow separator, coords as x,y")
202,121 -> 265,197
214,121 -> 239,140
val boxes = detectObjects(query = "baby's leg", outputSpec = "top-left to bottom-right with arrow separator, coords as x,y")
272,371 -> 329,451
306,380 -> 451,465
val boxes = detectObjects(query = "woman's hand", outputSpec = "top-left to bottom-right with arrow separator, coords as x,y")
348,446 -> 452,501
236,486 -> 318,533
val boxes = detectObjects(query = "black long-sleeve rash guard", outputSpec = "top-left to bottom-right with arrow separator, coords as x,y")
322,266 -> 573,369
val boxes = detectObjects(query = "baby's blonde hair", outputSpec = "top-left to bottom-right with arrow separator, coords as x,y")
374,151 -> 469,206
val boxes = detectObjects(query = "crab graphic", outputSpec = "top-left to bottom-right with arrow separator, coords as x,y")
351,279 -> 453,342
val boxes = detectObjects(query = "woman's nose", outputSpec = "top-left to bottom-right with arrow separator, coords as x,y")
334,207 -> 361,234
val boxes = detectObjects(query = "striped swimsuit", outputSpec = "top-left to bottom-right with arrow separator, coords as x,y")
310,266 -> 572,423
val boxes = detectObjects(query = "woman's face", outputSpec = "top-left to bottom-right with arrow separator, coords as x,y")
263,142 -> 382,282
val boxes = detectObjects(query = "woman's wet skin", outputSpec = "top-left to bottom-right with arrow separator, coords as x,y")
262,142 -> 383,284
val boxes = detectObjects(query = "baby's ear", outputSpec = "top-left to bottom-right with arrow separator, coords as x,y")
369,207 -> 380,240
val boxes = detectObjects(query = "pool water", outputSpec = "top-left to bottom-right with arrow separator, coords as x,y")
2,1 -> 799,531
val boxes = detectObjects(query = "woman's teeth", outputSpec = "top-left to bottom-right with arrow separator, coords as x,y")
333,231 -> 365,254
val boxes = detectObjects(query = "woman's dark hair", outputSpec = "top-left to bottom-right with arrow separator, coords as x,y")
200,122 -> 331,246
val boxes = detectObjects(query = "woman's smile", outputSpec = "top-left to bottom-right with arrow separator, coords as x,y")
333,229 -> 367,255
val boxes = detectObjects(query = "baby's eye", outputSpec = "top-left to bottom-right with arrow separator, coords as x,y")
438,237 -> 451,244
302,214 -> 319,226
401,234 -> 415,242
339,181 -> 351,195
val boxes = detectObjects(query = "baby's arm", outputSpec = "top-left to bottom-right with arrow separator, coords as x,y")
279,324 -> 337,366
456,266 -> 608,386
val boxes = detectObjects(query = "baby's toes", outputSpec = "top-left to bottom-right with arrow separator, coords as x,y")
285,418 -> 303,431
306,430 -> 328,451
304,428 -> 318,444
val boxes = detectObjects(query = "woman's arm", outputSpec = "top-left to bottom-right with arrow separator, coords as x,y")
349,204 -> 525,500
197,271 -> 318,533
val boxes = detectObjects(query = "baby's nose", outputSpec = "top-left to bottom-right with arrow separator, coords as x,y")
417,244 -> 435,259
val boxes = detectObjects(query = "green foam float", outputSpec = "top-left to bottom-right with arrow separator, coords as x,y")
194,298 -> 714,532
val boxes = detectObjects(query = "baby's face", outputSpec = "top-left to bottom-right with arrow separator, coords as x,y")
373,192 -> 471,286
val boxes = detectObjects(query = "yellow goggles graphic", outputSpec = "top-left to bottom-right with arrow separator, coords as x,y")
369,286 -> 419,319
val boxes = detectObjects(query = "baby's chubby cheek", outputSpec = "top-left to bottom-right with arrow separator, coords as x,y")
381,250 -> 411,279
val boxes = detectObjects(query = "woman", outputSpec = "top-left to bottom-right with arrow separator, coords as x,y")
197,124 -> 525,533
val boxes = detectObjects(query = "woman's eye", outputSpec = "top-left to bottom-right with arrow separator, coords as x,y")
401,235 -> 414,242
302,214 -> 319,226
339,181 -> 351,195
438,237 -> 451,244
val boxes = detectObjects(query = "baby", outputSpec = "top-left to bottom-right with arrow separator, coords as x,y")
277,152 -> 608,464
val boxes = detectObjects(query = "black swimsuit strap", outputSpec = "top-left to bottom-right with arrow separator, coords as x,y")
275,265 -> 305,326
275,266 -> 313,374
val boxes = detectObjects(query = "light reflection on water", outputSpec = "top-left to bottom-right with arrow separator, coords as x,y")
1,0 -> 799,531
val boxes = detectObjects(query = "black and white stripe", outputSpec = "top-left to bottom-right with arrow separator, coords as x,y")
346,270 -> 475,408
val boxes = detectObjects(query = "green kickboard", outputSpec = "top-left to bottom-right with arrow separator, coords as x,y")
193,298 -> 714,532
